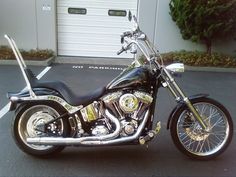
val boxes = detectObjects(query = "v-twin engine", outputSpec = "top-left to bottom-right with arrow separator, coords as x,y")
80,90 -> 153,137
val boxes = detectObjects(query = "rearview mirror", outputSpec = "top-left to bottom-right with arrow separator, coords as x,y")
128,10 -> 132,21
133,15 -> 137,23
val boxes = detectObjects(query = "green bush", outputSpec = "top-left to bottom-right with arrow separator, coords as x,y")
162,51 -> 236,67
169,0 -> 236,55
0,46 -> 54,60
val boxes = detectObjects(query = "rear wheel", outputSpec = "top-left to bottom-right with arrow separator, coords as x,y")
13,103 -> 69,157
170,97 -> 233,160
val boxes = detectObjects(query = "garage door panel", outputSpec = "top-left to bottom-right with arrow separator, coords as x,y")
58,49 -> 132,58
58,33 -> 121,40
57,7 -> 136,15
58,0 -> 137,10
59,43 -> 121,51
57,0 -> 137,58
58,37 -> 122,46
58,40 -> 122,47
58,18 -> 132,28
58,26 -> 130,35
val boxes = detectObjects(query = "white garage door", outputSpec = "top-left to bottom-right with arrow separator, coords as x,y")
57,0 -> 138,58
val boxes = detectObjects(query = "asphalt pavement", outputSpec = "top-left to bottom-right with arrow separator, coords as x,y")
0,63 -> 235,177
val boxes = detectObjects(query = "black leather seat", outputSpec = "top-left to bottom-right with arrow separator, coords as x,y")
17,68 -> 107,106
32,80 -> 106,106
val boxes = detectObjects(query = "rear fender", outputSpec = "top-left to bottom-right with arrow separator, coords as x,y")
166,94 -> 209,129
8,88 -> 60,111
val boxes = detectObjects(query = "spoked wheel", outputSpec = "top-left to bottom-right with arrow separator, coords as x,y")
13,103 -> 69,157
170,97 -> 233,160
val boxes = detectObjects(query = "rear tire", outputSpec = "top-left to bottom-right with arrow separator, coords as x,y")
170,97 -> 233,160
12,102 -> 69,157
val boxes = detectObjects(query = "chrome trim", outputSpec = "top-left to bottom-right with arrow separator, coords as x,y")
10,96 -> 20,102
81,109 -> 149,145
4,35 -> 35,97
102,91 -> 122,103
134,91 -> 153,104
26,109 -> 122,145
27,110 -> 149,146
10,95 -> 83,114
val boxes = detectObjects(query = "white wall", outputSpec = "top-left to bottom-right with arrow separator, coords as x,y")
36,0 -> 57,52
0,0 -> 56,51
138,0 -> 158,43
0,0 -> 38,50
154,0 -> 205,53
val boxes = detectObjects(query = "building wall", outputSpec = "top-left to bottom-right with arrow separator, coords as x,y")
138,0 -> 158,44
0,0 -> 38,49
36,0 -> 57,52
0,0 -> 235,56
154,0 -> 204,53
0,0 -> 56,52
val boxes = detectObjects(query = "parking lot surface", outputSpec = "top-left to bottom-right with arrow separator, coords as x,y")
0,63 -> 235,177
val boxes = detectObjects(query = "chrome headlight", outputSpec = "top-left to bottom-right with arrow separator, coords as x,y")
166,63 -> 185,73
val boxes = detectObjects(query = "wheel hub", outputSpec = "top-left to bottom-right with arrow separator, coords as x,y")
184,114 -> 210,141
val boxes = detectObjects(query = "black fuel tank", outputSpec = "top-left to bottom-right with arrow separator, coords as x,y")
107,66 -> 150,90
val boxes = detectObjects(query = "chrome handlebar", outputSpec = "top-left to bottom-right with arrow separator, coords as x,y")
117,15 -> 184,75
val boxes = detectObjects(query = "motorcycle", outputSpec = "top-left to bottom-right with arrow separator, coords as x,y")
5,12 -> 233,160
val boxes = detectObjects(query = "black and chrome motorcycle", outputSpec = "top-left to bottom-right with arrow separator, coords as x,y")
5,13 -> 233,160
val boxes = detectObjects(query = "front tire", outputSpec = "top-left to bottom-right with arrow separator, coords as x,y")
13,103 -> 69,157
170,97 -> 233,160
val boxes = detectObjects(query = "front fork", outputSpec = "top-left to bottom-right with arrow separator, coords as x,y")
162,68 -> 207,130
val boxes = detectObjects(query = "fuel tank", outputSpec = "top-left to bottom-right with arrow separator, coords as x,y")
107,66 -> 151,90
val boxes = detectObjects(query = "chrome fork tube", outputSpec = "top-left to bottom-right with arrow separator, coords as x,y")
163,68 -> 207,129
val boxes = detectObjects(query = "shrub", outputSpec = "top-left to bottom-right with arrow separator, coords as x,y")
169,0 -> 236,55
162,51 -> 236,67
0,46 -> 54,60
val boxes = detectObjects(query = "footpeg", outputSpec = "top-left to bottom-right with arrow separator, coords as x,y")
155,121 -> 161,134
139,121 -> 161,145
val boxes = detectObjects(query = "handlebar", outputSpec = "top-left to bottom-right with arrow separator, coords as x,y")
122,31 -> 133,37
116,14 -> 164,69
117,47 -> 126,55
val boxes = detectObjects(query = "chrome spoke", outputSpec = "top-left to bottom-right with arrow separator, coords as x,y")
199,138 -> 207,153
210,118 -> 224,129
177,102 -> 229,156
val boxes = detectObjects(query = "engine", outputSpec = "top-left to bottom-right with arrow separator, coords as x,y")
79,90 -> 153,137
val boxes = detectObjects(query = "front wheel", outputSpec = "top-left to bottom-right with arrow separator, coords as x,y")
12,103 -> 69,157
170,97 -> 233,160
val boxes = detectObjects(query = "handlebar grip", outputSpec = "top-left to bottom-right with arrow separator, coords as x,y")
123,31 -> 132,37
117,47 -> 125,55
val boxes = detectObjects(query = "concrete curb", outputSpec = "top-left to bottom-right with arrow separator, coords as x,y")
185,65 -> 236,73
0,56 -> 55,66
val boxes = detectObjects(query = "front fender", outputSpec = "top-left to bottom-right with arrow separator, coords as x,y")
7,88 -> 60,111
166,94 -> 209,129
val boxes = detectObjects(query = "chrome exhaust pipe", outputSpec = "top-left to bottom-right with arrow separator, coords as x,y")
81,110 -> 149,145
27,110 -> 149,146
27,109 -> 121,145
27,109 -> 149,146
